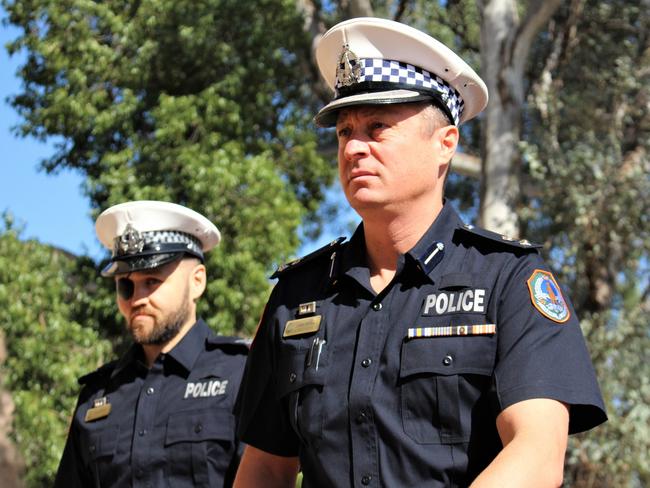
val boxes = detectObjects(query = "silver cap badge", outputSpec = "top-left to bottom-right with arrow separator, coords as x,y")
117,224 -> 145,255
337,44 -> 361,87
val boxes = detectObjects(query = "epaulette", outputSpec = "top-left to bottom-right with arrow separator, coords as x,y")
458,223 -> 542,250
207,336 -> 251,354
78,360 -> 118,386
270,237 -> 346,279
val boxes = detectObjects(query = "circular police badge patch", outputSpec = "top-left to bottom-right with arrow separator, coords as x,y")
526,269 -> 570,323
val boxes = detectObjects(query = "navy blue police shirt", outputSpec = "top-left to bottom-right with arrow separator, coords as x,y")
236,203 -> 607,488
55,319 -> 247,488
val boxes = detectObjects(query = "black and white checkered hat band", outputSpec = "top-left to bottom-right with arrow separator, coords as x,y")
335,58 -> 464,125
112,230 -> 203,259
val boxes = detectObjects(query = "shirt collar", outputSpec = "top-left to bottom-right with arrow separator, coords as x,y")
339,223 -> 375,295
110,319 -> 209,378
111,342 -> 142,379
338,201 -> 465,288
406,201 -> 464,279
165,319 -> 209,373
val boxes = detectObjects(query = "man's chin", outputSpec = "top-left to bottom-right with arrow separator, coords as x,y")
128,320 -> 155,343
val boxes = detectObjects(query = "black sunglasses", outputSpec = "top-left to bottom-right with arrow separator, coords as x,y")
116,277 -> 135,300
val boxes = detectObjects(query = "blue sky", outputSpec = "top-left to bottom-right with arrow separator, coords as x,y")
1,20 -> 105,259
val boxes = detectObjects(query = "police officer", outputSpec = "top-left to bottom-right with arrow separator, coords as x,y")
55,200 -> 247,487
234,17 -> 607,488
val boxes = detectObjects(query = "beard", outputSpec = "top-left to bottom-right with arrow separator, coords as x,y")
129,289 -> 192,346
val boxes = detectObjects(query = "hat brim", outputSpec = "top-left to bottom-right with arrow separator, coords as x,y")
314,89 -> 444,127
101,252 -> 186,277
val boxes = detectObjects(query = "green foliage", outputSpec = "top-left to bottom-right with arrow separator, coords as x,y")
566,307 -> 650,488
2,0 -> 648,486
522,1 -> 650,485
0,214 -> 113,486
2,0 -> 336,336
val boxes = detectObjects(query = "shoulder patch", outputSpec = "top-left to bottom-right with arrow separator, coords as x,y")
526,269 -> 570,323
271,237 -> 346,279
458,223 -> 542,250
78,361 -> 118,386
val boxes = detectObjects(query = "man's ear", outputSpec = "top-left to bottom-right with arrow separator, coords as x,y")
435,125 -> 459,179
189,263 -> 207,301
438,125 -> 459,159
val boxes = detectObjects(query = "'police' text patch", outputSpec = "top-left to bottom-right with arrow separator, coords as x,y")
422,289 -> 486,316
184,379 -> 228,399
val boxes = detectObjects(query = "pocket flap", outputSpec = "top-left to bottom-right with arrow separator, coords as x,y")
86,425 -> 120,460
165,407 -> 234,445
276,348 -> 326,399
400,335 -> 495,377
438,273 -> 475,290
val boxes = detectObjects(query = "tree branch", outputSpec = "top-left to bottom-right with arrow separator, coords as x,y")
296,0 -> 331,104
345,0 -> 374,17
513,0 -> 562,79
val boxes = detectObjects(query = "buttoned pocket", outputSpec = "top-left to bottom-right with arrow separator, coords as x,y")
399,334 -> 495,444
85,425 -> 120,461
276,343 -> 327,445
164,408 -> 235,487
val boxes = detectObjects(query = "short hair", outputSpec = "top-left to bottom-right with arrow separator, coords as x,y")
418,103 -> 452,136
415,102 -> 455,188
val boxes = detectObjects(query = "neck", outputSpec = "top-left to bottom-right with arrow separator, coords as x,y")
359,199 -> 443,293
141,313 -> 198,368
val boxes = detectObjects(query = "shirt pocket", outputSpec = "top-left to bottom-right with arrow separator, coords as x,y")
164,407 -> 235,487
275,341 -> 327,445
85,424 -> 120,460
80,424 -> 120,486
399,332 -> 496,444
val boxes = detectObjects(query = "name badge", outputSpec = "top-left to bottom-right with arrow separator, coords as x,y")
283,315 -> 322,337
84,397 -> 111,422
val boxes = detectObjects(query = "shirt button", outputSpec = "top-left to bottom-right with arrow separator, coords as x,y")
289,372 -> 297,383
361,474 -> 372,485
361,358 -> 372,368
442,355 -> 453,366
146,387 -> 155,395
356,411 -> 367,423
372,303 -> 382,311
194,423 -> 203,433
138,429 -> 146,436
89,445 -> 96,453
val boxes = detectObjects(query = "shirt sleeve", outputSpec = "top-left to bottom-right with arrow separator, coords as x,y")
53,397 -> 93,487
235,285 -> 300,456
493,252 -> 607,434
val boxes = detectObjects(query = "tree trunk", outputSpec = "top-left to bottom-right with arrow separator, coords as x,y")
0,333 -> 23,488
477,0 -> 562,236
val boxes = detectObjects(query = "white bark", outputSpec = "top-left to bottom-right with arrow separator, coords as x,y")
0,334 -> 23,488
477,0 -> 562,236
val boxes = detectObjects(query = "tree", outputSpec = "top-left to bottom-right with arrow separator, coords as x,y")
0,331 -> 23,488
2,0 -> 337,337
476,0 -> 562,236
3,0 -> 648,486
0,214 -> 113,486
524,1 -> 650,485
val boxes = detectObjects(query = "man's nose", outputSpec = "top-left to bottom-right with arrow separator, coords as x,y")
129,282 -> 151,305
342,136 -> 370,161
